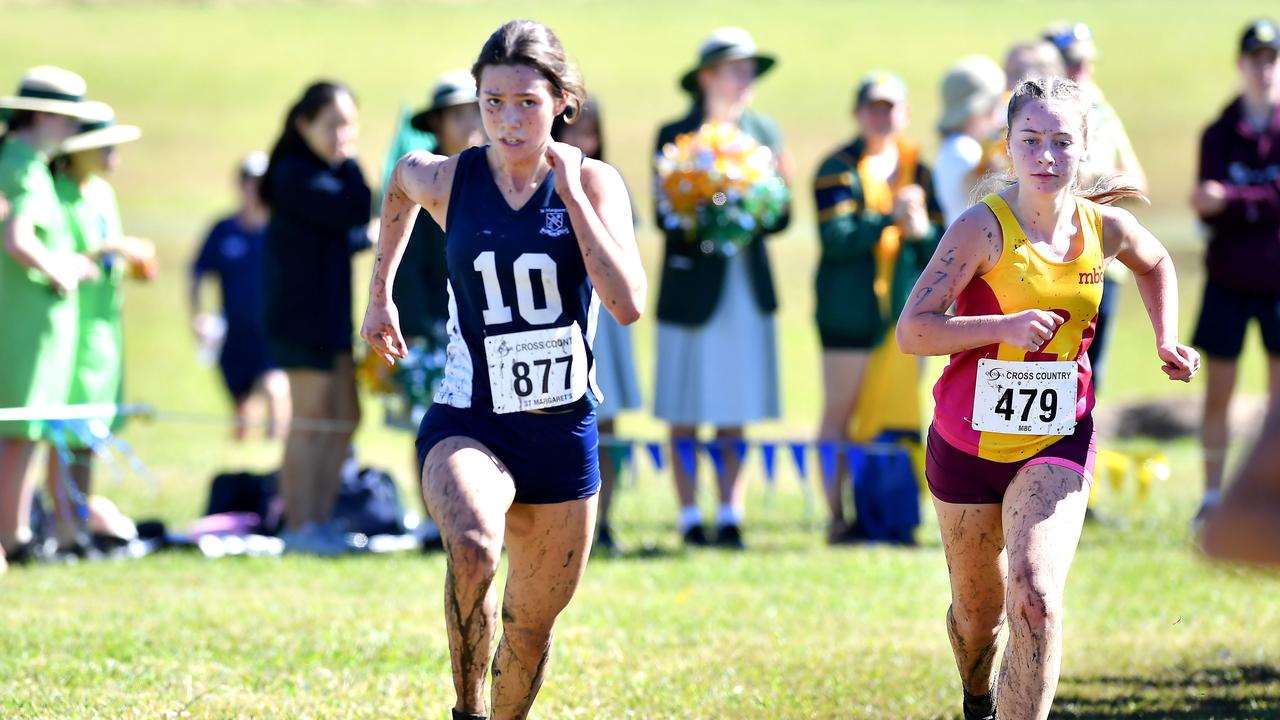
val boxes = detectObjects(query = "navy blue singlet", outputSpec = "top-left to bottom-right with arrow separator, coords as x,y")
434,145 -> 601,412
416,145 -> 603,504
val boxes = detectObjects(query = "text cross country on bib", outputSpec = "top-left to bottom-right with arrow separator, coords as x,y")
484,323 -> 588,414
971,359 -> 1078,436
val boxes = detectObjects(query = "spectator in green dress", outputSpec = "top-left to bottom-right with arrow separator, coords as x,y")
0,67 -> 111,570
47,103 -> 155,553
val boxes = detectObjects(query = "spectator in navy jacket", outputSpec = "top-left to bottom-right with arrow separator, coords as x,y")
1191,19 -> 1280,527
190,152 -> 290,442
260,81 -> 372,555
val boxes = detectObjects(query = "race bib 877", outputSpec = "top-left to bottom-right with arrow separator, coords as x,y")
484,322 -> 588,414
971,359 -> 1078,436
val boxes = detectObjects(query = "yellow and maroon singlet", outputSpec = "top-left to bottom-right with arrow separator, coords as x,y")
931,193 -> 1105,462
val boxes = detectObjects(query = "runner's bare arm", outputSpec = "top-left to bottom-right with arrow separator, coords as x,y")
897,203 -> 1055,355
549,144 -> 646,324
360,150 -> 454,362
1102,206 -> 1199,382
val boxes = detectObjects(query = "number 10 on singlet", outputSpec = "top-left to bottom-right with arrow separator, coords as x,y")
474,251 -> 588,414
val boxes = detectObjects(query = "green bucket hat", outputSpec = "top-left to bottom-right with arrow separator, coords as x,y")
680,27 -> 777,94
410,70 -> 479,133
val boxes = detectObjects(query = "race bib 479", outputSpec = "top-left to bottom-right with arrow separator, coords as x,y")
971,359 -> 1077,436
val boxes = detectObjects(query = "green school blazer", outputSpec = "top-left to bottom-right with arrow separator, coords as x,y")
653,107 -> 791,327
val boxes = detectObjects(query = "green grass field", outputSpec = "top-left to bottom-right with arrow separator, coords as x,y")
3,2 -> 1280,718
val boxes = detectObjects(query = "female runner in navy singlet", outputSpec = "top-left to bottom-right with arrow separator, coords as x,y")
360,20 -> 646,720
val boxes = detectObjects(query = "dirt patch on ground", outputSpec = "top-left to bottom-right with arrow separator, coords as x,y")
1094,395 -> 1269,441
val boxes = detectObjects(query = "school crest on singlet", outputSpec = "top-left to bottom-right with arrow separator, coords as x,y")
434,146 -> 601,413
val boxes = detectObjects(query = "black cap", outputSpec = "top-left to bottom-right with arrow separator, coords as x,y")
1240,18 -> 1280,56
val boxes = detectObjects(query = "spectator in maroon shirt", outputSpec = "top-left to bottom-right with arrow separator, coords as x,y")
1191,18 -> 1280,526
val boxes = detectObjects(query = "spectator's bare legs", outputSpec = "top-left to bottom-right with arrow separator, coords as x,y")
714,426 -> 747,513
1200,356 -> 1237,514
281,369 -> 328,530
491,497 -> 595,720
596,418 -> 618,532
0,438 -> 37,555
819,350 -> 870,539
231,395 -> 253,442
45,447 -> 92,547
424,437 -> 515,718
261,369 -> 291,441
670,424 -> 700,537
314,353 -> 360,525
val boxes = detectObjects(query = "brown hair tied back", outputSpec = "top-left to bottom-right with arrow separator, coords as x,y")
973,76 -> 1146,207
472,19 -> 586,124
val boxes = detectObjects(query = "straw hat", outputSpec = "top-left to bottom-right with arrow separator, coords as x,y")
410,70 -> 479,132
59,102 -> 141,155
0,66 -> 112,121
679,27 -> 777,94
938,56 -> 1006,135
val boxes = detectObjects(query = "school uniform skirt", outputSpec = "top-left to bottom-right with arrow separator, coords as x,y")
653,252 -> 781,426
592,310 -> 643,423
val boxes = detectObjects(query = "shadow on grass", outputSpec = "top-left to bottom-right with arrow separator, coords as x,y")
1050,664 -> 1280,720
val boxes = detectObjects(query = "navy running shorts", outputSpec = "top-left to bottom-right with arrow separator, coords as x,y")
416,400 -> 601,505
1192,279 -> 1280,360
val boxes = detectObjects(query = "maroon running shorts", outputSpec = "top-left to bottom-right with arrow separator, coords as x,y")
925,415 -> 1097,505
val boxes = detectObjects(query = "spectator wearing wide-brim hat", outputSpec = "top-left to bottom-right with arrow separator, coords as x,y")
677,27 -> 777,94
394,71 -> 483,344
48,102 -> 154,551
0,66 -> 111,568
653,27 -> 793,549
935,56 -> 1006,225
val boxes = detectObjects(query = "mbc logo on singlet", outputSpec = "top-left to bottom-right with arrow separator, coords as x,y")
1077,266 -> 1104,285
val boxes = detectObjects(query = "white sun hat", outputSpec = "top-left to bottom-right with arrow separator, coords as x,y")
0,66 -> 113,121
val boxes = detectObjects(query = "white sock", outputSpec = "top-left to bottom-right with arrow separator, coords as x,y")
717,504 -> 742,527
677,505 -> 702,532
1202,489 -> 1222,507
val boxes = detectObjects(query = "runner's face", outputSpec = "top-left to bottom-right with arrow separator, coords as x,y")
1008,99 -> 1085,196
438,103 -> 485,156
1239,48 -> 1279,98
479,64 -> 567,164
